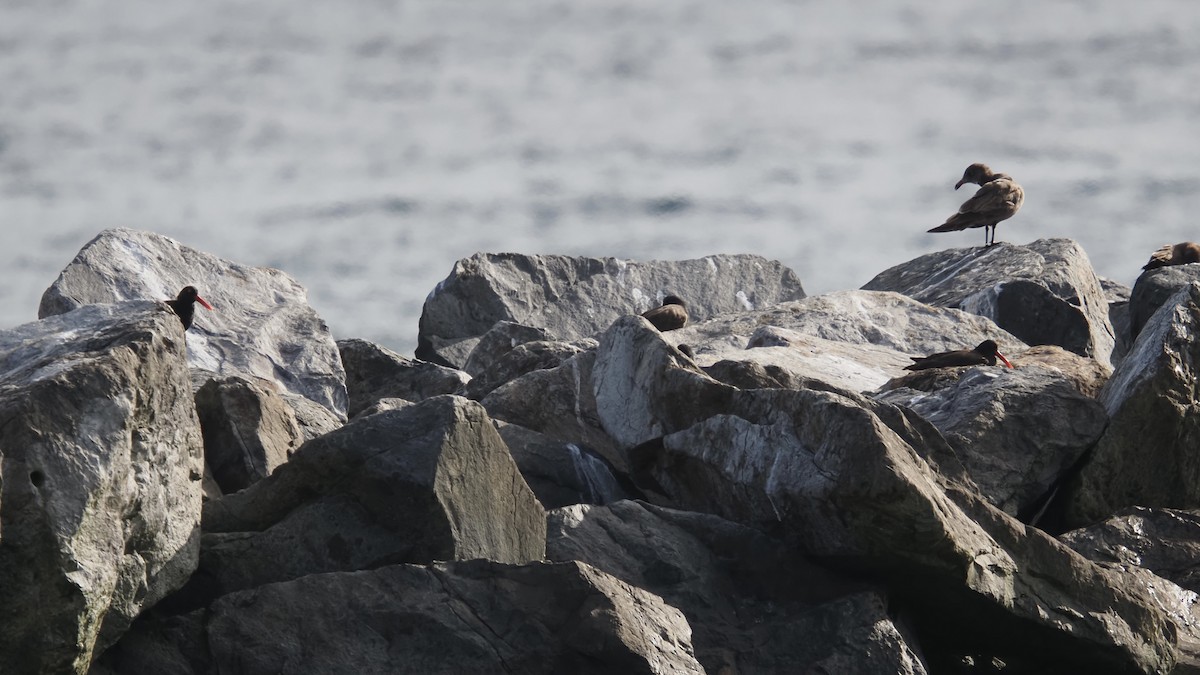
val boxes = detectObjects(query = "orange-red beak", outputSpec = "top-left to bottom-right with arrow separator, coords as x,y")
196,296 -> 213,310
997,351 -> 1013,368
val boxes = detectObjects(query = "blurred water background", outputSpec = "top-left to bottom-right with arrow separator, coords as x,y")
3,0 -> 1198,354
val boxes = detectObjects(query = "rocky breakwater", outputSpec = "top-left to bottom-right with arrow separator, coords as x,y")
6,229 -> 1200,673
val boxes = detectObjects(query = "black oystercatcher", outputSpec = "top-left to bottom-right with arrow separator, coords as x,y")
641,295 -> 688,331
928,163 -> 1024,246
904,340 -> 1013,371
1142,242 -> 1200,270
166,285 -> 213,331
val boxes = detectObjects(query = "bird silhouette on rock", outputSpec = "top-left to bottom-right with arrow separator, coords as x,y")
929,163 -> 1024,246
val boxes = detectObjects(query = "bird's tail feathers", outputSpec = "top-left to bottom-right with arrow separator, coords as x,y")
928,221 -> 967,233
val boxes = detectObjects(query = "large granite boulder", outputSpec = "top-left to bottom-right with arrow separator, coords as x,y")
1129,264 -> 1200,341
186,396 -> 546,608
337,338 -> 468,417
94,559 -> 705,675
863,239 -> 1116,364
417,252 -> 807,368
595,315 -> 1179,673
875,362 -> 1108,520
0,302 -> 203,673
1062,283 -> 1200,528
39,228 -> 348,421
547,500 -> 928,674
194,375 -> 303,494
667,290 -> 1026,393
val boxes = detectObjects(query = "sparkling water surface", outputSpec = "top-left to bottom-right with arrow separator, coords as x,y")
3,1 -> 1198,354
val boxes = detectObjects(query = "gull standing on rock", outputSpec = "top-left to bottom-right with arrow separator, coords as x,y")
166,285 -> 214,331
929,163 -> 1024,246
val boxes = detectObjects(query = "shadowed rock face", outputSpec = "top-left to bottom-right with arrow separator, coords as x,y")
0,302 -> 203,674
464,339 -> 592,400
1129,263 -> 1200,341
1062,507 -> 1200,595
481,348 -> 627,472
194,375 -> 303,494
1062,283 -> 1200,528
546,500 -> 928,675
417,252 -> 806,368
863,238 -> 1116,365
96,560 -> 706,675
38,227 -> 348,421
497,422 -> 630,509
337,338 -> 468,416
182,395 -> 545,609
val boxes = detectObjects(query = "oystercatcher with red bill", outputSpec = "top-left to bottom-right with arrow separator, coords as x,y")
166,285 -> 213,331
904,339 -> 1013,371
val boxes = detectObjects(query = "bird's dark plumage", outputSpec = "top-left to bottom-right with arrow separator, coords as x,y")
642,295 -> 688,331
1143,242 -> 1200,271
166,285 -> 213,331
929,163 -> 1024,246
904,339 -> 1013,371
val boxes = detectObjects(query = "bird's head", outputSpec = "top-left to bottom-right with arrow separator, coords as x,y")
955,163 -> 993,189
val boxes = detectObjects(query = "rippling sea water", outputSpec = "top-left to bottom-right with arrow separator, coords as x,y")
3,1 -> 1198,354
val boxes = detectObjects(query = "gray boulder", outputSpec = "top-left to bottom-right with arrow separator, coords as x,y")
337,338 -> 468,417
1063,283 -> 1200,528
1101,277 -> 1133,364
187,396 -> 545,607
668,290 -> 1025,394
95,560 -> 705,675
1129,264 -> 1200,341
1061,507 -> 1200,594
39,228 -> 348,421
464,339 -> 592,400
596,315 -> 1178,673
1060,508 -> 1200,672
863,239 -> 1116,364
482,349 -> 627,472
547,500 -> 928,674
194,375 -> 303,494
417,252 -> 806,368
874,362 -> 1108,519
0,302 -> 203,673
496,422 -> 630,508
462,320 -> 555,377
1002,344 -> 1112,398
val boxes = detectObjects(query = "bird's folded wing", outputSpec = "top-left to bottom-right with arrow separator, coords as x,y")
957,179 -> 1020,215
